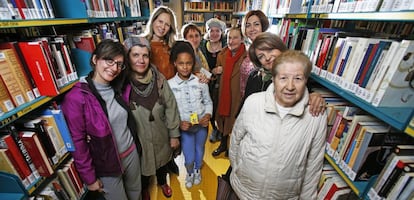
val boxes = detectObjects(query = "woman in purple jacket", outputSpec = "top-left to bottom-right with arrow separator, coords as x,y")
61,39 -> 142,200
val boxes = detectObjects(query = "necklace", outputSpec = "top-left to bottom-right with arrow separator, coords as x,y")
208,41 -> 221,58
131,75 -> 155,97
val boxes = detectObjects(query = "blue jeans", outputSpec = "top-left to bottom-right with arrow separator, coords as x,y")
181,126 -> 208,174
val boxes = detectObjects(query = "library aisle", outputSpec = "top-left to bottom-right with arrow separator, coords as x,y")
148,135 -> 230,200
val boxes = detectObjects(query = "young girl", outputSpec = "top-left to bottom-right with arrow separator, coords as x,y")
168,41 -> 213,188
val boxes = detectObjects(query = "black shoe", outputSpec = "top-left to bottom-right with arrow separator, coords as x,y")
212,145 -> 227,157
167,160 -> 179,175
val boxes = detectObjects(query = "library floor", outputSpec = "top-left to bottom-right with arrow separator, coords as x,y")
148,136 -> 229,200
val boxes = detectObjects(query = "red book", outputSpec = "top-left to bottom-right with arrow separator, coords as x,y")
65,160 -> 82,195
0,134 -> 34,184
0,148 -> 28,187
20,131 -> 54,177
73,35 -> 96,53
14,0 -> 28,19
324,178 -> 349,200
18,41 -> 59,96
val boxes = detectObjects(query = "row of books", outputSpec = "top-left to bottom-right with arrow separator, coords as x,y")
0,35 -> 78,116
318,86 -> 414,199
0,104 -> 75,190
367,151 -> 414,200
234,0 -> 262,13
317,163 -> 353,200
0,0 -> 54,20
35,159 -> 86,200
184,2 -> 235,12
278,21 -> 414,107
0,0 -> 147,20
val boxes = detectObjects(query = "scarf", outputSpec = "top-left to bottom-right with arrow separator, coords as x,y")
218,44 -> 245,116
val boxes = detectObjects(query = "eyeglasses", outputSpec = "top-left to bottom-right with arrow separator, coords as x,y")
105,59 -> 126,70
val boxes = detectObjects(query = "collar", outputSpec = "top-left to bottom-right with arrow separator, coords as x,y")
172,73 -> 197,85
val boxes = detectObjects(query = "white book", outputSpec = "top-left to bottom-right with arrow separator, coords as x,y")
387,172 -> 414,200
379,0 -> 394,11
372,40 -> 414,107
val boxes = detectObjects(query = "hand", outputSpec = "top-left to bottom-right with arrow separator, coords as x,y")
308,92 -> 326,117
195,72 -> 210,84
212,66 -> 223,75
170,137 -> 180,150
180,121 -> 192,131
87,179 -> 103,192
199,114 -> 211,127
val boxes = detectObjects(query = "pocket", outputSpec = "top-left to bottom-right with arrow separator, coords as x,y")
88,134 -> 118,174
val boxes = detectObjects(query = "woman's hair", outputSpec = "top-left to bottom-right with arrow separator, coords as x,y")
90,39 -> 126,69
227,26 -> 243,38
241,10 -> 269,38
271,50 -> 312,78
170,40 -> 196,70
249,32 -> 287,67
143,6 -> 177,48
181,23 -> 202,39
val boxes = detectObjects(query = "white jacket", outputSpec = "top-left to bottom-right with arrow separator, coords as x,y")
229,84 -> 327,200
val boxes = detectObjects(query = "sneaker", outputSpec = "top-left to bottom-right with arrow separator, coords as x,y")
194,169 -> 201,185
185,173 -> 194,188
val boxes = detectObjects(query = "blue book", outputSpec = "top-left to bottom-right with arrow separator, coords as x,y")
360,41 -> 392,87
353,43 -> 374,84
42,106 -> 75,152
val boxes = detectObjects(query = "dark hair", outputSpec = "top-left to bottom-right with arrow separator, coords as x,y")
249,32 -> 288,67
90,39 -> 126,69
182,23 -> 202,39
241,10 -> 269,38
170,40 -> 196,70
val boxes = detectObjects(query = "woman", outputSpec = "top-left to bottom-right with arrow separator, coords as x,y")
230,50 -> 327,199
168,41 -> 213,188
212,27 -> 247,157
200,18 -> 227,143
143,5 -> 178,80
181,23 -> 210,78
143,5 -> 180,177
62,39 -> 142,200
243,32 -> 326,116
239,10 -> 270,98
123,37 -> 180,199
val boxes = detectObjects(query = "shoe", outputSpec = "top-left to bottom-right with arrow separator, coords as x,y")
167,160 -> 179,175
160,184 -> 172,198
142,189 -> 150,200
212,145 -> 227,157
209,129 -> 218,143
193,169 -> 201,185
225,149 -> 229,157
185,173 -> 194,188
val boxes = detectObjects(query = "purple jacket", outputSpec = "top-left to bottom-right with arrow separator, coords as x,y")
61,79 -> 124,185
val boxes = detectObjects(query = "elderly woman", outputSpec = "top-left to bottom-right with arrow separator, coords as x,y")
123,37 -> 180,199
229,50 -> 327,199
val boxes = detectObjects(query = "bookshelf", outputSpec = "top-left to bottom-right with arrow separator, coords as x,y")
0,0 -> 150,199
183,0 -> 235,33
259,0 -> 414,199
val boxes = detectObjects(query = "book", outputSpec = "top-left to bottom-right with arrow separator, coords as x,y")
18,41 -> 59,96
0,148 -> 23,182
0,133 -> 34,186
20,118 -> 58,165
0,48 -> 35,103
397,177 -> 414,200
387,171 -> 414,200
41,114 -> 68,158
378,159 -> 412,197
42,104 -> 75,152
0,75 -> 14,114
372,39 -> 414,107
57,167 -> 77,199
19,131 -> 54,177
0,50 -> 27,107
394,145 -> 414,154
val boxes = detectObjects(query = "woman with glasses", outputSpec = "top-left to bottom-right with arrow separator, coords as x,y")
61,39 -> 142,200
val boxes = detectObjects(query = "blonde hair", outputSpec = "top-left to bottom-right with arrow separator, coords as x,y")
143,6 -> 178,48
271,50 -> 312,78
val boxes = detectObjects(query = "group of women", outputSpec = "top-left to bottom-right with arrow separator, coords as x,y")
61,5 -> 327,200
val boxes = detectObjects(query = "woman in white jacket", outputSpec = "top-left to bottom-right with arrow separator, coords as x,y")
229,50 -> 327,200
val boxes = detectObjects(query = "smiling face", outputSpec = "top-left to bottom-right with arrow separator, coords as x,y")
208,26 -> 222,43
175,52 -> 194,80
152,12 -> 172,41
273,61 -> 307,107
245,15 -> 262,41
92,54 -> 123,85
255,48 -> 283,70
227,29 -> 243,52
129,45 -> 150,77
